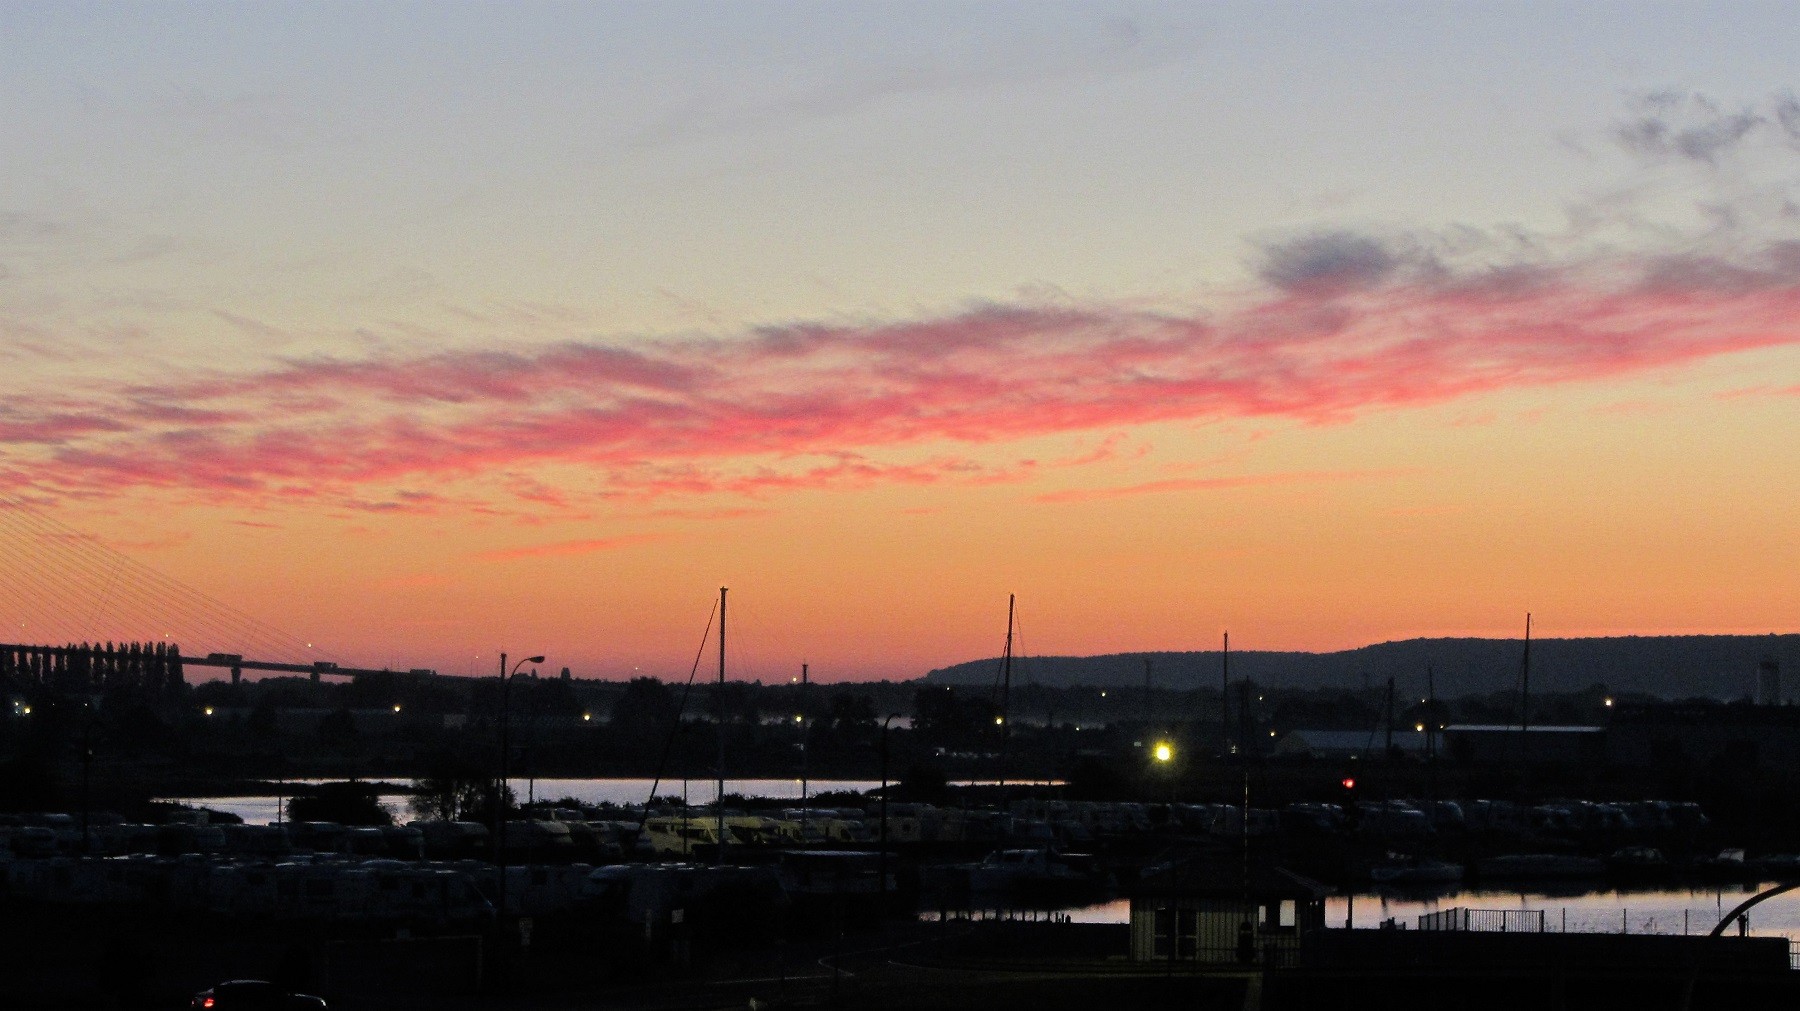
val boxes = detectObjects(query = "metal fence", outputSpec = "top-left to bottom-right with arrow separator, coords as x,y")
1418,907 -> 1547,933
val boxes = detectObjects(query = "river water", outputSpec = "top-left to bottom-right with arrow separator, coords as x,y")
158,776 -> 888,823
1061,883 -> 1800,944
159,776 -> 1062,824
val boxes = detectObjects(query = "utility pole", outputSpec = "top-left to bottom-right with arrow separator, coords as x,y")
1384,677 -> 1395,759
80,701 -> 92,854
1427,665 -> 1439,804
493,651 -> 507,882
799,662 -> 810,839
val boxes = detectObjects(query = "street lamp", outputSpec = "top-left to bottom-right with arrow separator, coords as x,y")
494,652 -> 544,924
1153,741 -> 1176,805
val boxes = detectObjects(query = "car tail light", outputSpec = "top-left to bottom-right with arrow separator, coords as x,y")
202,999 -> 215,1009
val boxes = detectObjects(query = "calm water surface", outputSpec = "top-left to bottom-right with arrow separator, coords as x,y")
161,776 -> 1062,823
161,777 -> 888,823
997,886 -> 1800,943
1329,883 -> 1800,942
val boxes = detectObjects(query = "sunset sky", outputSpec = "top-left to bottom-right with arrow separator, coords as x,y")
3,2 -> 1799,682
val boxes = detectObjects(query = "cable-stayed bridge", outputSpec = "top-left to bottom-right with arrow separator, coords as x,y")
0,496 -> 438,689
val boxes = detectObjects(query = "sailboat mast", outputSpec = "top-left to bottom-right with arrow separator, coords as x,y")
1143,656 -> 1153,725
998,594 -> 1015,791
1221,631 -> 1231,755
1520,612 -> 1532,738
716,586 -> 727,865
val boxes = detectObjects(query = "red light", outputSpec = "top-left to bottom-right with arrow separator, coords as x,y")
1340,778 -> 1356,790
203,1000 -> 215,1009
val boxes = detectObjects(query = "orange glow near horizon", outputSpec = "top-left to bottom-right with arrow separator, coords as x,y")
14,350 -> 1797,684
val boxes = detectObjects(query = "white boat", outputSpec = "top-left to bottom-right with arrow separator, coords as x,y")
961,847 -> 1102,896
1474,853 -> 1605,880
1370,855 -> 1464,886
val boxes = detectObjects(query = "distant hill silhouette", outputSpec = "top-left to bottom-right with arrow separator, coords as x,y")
922,635 -> 1800,701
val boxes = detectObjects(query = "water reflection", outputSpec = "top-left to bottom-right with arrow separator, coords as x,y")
159,777 -> 895,823
1329,884 -> 1800,941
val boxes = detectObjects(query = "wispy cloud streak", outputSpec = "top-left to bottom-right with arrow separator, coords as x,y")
7,242 -> 1800,505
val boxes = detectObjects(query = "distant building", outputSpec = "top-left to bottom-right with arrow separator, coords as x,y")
1758,658 -> 1782,706
1273,729 -> 1428,761
1441,725 -> 1604,766
1607,701 -> 1800,771
1128,860 -> 1327,968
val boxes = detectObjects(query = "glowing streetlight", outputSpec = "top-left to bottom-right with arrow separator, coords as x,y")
495,652 -> 545,923
203,706 -> 214,717
1154,742 -> 1173,763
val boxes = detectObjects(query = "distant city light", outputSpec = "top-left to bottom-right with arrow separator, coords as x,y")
994,716 -> 1004,725
582,713 -> 592,721
1605,698 -> 1614,707
1415,723 -> 1425,732
393,704 -> 402,713
203,706 -> 214,716
794,714 -> 804,723
1153,742 -> 1173,762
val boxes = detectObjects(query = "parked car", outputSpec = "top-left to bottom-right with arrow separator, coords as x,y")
190,980 -> 327,1009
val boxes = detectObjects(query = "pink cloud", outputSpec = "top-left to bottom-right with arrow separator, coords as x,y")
7,244 -> 1800,505
474,533 -> 664,562
1034,469 -> 1400,504
634,506 -> 775,521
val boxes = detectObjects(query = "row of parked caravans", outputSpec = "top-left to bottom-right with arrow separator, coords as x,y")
632,802 -> 1177,853
0,815 -> 638,864
2,854 -> 497,928
0,851 -> 843,936
0,802 -> 1429,866
522,796 -> 1714,852
1269,797 -> 1709,839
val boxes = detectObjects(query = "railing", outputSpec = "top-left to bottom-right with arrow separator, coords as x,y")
1418,906 -> 1547,933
